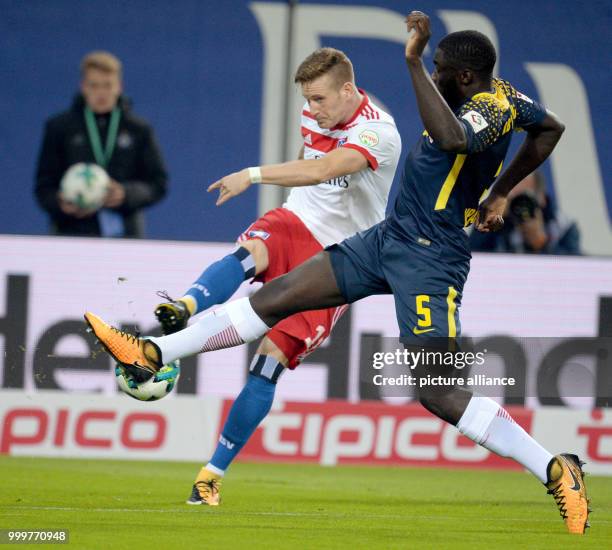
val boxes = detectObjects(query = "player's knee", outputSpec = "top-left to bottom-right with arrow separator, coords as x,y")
257,338 -> 290,368
239,240 -> 268,275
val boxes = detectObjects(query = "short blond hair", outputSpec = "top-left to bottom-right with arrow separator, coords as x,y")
80,51 -> 122,78
294,47 -> 354,88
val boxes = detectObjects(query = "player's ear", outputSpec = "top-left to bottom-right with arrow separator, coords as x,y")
341,81 -> 354,98
458,69 -> 473,87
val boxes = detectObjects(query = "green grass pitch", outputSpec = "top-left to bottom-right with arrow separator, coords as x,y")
0,456 -> 610,549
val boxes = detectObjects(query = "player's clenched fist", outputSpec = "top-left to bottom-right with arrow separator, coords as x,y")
476,192 -> 507,232
405,11 -> 431,61
208,169 -> 252,206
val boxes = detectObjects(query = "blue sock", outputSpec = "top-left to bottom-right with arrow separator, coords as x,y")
185,247 -> 256,314
209,370 -> 279,473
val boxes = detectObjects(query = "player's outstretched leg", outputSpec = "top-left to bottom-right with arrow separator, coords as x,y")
85,250 -> 346,374
155,245 -> 259,335
419,387 -> 590,534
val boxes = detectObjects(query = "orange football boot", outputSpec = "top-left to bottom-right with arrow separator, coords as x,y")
546,453 -> 591,534
84,312 -> 162,376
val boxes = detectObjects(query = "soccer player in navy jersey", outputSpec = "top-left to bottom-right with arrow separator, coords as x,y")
86,12 -> 590,533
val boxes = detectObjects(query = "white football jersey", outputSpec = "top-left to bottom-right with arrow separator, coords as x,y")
283,92 -> 401,247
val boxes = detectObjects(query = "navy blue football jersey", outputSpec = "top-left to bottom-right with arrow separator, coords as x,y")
387,79 -> 548,262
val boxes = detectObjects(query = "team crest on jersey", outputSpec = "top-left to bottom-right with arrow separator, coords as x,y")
462,110 -> 489,133
337,137 -> 347,147
248,229 -> 270,240
515,91 -> 533,103
358,129 -> 379,147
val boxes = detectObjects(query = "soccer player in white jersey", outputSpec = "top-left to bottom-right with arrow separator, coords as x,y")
149,47 -> 401,505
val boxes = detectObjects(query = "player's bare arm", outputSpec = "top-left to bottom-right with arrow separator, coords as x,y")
476,111 -> 565,232
404,11 -> 467,151
208,146 -> 368,206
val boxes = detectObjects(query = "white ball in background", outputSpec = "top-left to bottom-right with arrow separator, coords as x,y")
60,162 -> 110,210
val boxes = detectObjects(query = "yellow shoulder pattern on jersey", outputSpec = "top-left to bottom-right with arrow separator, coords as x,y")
462,79 -> 518,146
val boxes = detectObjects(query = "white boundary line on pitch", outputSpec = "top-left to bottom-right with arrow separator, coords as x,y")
1,506 -> 609,524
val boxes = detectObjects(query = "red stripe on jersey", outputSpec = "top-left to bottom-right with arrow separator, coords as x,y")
302,110 -> 316,120
343,143 -> 379,170
366,105 -> 380,120
302,127 -> 339,153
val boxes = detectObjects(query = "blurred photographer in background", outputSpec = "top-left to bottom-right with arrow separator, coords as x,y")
34,51 -> 168,238
470,171 -> 581,255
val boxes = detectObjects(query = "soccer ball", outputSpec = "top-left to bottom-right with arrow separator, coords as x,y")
115,360 -> 181,401
60,162 -> 110,209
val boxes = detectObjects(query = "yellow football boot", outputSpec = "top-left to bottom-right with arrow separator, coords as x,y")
84,312 -> 162,376
186,467 -> 223,506
546,453 -> 591,534
154,296 -> 192,335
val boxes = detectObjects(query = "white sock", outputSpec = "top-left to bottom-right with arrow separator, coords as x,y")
150,297 -> 269,364
205,463 -> 225,477
457,396 -> 553,483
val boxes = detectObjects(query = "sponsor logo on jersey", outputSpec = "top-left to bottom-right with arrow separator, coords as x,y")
358,129 -> 379,147
248,229 -> 271,240
462,111 -> 489,133
324,175 -> 350,188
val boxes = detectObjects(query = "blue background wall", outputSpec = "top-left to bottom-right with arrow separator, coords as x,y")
2,0 -> 610,243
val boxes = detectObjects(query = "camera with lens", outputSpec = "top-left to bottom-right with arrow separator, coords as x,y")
509,191 -> 540,224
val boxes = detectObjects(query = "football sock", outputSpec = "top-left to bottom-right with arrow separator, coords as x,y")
150,297 -> 269,363
182,247 -> 256,315
457,395 -> 553,483
209,371 -> 278,473
203,464 -> 224,477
